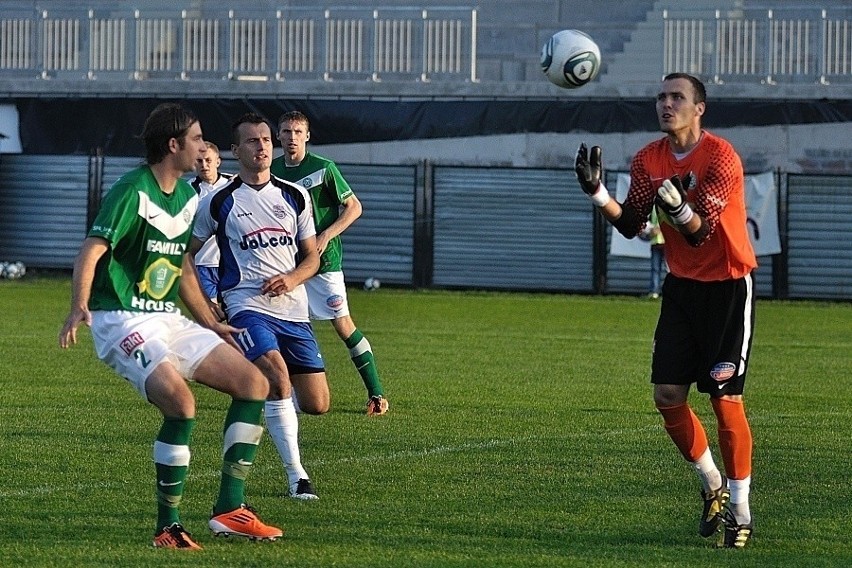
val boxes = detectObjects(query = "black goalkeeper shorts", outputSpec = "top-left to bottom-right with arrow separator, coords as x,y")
651,273 -> 755,396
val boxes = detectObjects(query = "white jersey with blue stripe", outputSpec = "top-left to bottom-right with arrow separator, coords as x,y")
190,173 -> 234,267
192,174 -> 316,322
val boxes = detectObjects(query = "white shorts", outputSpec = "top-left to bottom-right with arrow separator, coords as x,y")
90,310 -> 223,401
305,271 -> 350,320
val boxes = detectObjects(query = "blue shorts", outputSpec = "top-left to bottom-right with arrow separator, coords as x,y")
229,310 -> 325,374
196,266 -> 220,300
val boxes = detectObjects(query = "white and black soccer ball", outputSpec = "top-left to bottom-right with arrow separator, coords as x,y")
540,29 -> 601,89
363,277 -> 381,291
2,261 -> 26,280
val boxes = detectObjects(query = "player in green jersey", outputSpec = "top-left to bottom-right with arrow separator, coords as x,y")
59,103 -> 282,549
271,110 -> 389,416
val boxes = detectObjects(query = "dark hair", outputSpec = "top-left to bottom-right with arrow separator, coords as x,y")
277,110 -> 310,130
663,72 -> 706,104
141,103 -> 198,165
231,112 -> 271,145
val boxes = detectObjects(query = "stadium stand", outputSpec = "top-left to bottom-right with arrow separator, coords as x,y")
0,1 -> 849,100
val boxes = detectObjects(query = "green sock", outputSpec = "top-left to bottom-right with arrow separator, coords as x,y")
215,399 -> 264,515
154,417 -> 195,531
345,329 -> 384,398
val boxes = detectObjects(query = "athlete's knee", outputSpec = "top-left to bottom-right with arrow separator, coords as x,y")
653,384 -> 689,408
228,359 -> 271,400
147,370 -> 196,417
293,388 -> 330,414
265,374 -> 292,400
298,399 -> 330,415
292,377 -> 330,414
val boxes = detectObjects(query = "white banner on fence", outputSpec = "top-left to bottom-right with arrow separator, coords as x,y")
610,172 -> 781,258
0,105 -> 23,153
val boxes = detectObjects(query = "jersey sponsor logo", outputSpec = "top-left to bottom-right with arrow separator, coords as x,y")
146,240 -> 186,255
91,224 -> 116,238
239,228 -> 295,250
130,297 -> 177,312
120,331 -> 145,355
326,294 -> 344,310
137,258 -> 182,300
710,362 -> 736,382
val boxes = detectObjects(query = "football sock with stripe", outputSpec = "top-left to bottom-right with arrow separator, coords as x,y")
345,329 -> 385,398
214,399 -> 264,515
153,417 -> 195,531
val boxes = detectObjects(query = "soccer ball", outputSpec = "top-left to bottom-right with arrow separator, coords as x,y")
363,277 -> 381,291
540,29 -> 601,89
2,261 -> 26,280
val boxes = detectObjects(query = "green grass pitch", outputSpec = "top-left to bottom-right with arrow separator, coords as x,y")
1,277 -> 850,567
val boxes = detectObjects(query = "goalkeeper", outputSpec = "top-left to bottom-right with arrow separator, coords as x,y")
574,73 -> 757,549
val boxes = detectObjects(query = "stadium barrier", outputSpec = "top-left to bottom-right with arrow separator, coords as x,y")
0,4 -> 478,85
663,5 -> 852,85
1,154 -> 850,301
0,2 -> 850,98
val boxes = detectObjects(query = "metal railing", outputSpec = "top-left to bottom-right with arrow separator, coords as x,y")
663,6 -> 852,85
1,3 -> 850,91
0,5 -> 478,83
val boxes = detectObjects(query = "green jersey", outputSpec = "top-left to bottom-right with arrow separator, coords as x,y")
87,165 -> 198,313
271,152 -> 353,273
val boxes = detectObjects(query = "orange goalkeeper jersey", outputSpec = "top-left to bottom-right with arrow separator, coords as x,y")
624,131 -> 757,282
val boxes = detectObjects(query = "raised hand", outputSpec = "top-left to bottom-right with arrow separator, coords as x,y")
655,175 -> 694,225
575,143 -> 602,195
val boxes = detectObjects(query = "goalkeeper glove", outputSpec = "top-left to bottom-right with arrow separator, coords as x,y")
575,143 -> 610,207
655,175 -> 694,225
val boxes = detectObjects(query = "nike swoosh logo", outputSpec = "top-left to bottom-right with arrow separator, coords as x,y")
237,459 -> 253,466
158,480 -> 182,487
356,362 -> 371,371
717,382 -> 729,390
148,213 -> 161,219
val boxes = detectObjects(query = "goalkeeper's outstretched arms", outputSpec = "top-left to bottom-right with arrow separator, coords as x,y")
574,143 -> 645,237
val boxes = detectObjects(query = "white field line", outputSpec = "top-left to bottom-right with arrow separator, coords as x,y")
0,425 -> 662,499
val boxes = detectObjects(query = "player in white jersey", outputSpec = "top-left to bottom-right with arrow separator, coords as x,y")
191,142 -> 233,300
190,113 -> 328,500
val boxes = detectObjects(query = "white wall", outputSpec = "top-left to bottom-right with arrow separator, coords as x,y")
316,122 -> 852,174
